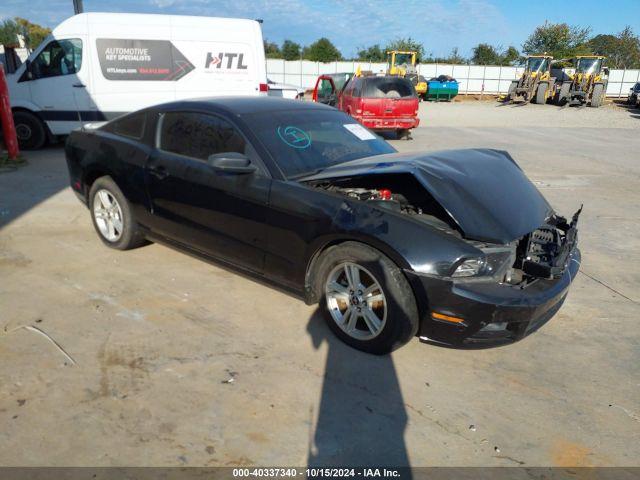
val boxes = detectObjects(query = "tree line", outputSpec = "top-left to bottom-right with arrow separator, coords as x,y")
1,17 -> 639,69
0,18 -> 51,50
266,22 -> 640,68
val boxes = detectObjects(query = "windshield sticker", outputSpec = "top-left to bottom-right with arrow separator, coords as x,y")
343,123 -> 376,141
276,126 -> 311,149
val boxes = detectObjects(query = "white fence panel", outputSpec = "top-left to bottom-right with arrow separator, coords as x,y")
267,60 -> 640,97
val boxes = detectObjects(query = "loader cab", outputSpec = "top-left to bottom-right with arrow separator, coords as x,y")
575,56 -> 605,76
525,56 -> 552,75
387,50 -> 417,76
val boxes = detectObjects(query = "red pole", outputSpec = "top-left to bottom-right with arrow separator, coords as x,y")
0,63 -> 19,160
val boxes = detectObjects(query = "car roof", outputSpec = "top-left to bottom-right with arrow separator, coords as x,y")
149,96 -> 332,116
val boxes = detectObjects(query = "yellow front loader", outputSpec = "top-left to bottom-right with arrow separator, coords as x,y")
387,50 -> 427,98
554,55 -> 608,107
504,55 -> 554,104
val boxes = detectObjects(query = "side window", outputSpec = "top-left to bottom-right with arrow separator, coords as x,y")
319,78 -> 335,97
159,112 -> 246,161
351,78 -> 363,97
343,79 -> 354,97
111,112 -> 146,140
31,39 -> 82,79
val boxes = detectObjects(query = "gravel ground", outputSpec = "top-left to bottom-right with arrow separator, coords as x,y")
418,98 -> 640,128
0,102 -> 638,468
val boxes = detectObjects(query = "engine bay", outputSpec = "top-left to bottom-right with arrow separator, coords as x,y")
308,174 -> 461,235
308,174 -> 580,287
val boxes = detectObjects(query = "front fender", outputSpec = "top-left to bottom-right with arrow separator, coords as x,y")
302,201 -> 480,303
11,100 -> 42,114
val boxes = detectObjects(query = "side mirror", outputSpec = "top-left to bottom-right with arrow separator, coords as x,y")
207,152 -> 256,174
603,67 -> 610,76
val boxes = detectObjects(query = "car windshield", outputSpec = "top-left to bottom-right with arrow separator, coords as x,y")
242,109 -> 396,179
576,58 -> 602,74
362,77 -> 416,98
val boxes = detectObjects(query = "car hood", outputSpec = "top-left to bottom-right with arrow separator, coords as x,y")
301,149 -> 554,244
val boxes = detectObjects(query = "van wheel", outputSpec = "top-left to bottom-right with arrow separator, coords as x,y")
13,111 -> 46,150
316,242 -> 419,355
89,176 -> 147,250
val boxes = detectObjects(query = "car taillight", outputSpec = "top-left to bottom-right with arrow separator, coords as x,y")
259,83 -> 268,93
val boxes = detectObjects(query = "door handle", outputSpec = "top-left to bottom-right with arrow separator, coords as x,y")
73,83 -> 86,88
148,165 -> 169,180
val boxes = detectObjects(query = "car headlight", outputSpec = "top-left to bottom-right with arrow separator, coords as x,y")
451,246 -> 515,279
452,257 -> 485,277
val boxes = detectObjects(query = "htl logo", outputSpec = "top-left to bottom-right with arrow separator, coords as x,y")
205,52 -> 248,70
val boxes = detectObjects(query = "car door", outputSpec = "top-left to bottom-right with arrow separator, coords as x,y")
313,76 -> 337,106
23,37 -> 97,133
145,110 -> 271,273
339,77 -> 356,113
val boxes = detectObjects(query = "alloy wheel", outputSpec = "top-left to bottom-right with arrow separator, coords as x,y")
93,189 -> 124,242
325,262 -> 387,340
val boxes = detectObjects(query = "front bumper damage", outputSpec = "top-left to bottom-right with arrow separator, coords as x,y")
406,208 -> 582,348
406,247 -> 579,347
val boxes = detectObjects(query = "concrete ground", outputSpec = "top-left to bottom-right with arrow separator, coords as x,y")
0,101 -> 638,467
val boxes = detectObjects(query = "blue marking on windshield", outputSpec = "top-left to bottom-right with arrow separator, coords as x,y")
276,126 -> 311,149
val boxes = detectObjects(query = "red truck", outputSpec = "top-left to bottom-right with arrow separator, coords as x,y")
312,73 -> 420,138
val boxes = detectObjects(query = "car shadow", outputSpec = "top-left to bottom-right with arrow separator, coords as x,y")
0,144 -> 69,229
306,308 -> 411,468
611,99 -> 640,119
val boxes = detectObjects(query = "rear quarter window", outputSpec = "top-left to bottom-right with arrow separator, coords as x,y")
363,78 -> 416,98
105,112 -> 146,140
159,112 -> 246,161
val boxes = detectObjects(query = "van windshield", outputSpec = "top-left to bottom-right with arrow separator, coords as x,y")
242,109 -> 396,179
362,77 -> 416,98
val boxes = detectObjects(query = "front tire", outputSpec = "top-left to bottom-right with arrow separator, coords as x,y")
89,176 -> 147,250
535,82 -> 548,105
316,242 -> 419,354
505,81 -> 517,101
557,82 -> 571,105
590,83 -> 604,107
13,111 -> 46,150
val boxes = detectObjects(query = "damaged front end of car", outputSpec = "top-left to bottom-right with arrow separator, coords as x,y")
302,148 -> 582,347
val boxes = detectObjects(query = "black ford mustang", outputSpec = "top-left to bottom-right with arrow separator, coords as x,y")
65,97 -> 581,354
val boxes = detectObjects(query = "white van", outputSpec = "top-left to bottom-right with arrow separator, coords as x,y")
7,12 -> 268,149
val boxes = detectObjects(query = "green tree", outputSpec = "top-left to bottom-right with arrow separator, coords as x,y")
356,44 -> 386,62
0,19 -> 20,47
501,46 -> 520,65
15,17 -> 51,50
264,40 -> 282,59
471,43 -> 501,64
385,37 -> 425,62
434,47 -> 466,64
589,26 -> 640,68
303,37 -> 342,62
281,39 -> 301,60
522,22 -> 591,59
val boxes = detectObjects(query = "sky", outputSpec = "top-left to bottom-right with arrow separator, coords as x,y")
1,0 -> 639,58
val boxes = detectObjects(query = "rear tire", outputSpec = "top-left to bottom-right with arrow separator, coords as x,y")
590,84 -> 604,107
315,242 -> 419,355
89,176 -> 147,250
535,83 -> 548,105
13,111 -> 46,150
